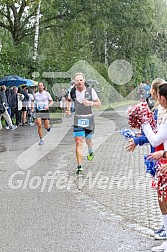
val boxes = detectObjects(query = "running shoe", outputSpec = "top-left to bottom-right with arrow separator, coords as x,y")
87,152 -> 94,161
154,225 -> 165,235
154,231 -> 167,240
39,139 -> 44,145
76,165 -> 83,174
9,125 -> 17,130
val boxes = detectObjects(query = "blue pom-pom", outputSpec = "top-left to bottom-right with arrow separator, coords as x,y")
144,154 -> 157,177
120,128 -> 136,139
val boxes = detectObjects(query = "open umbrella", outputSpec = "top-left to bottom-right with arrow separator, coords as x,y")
24,79 -> 38,87
0,75 -> 27,87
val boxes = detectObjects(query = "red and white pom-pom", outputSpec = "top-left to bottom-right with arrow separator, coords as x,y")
127,102 -> 156,129
156,160 -> 167,201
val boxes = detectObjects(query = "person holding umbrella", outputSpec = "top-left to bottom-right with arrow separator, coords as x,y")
20,85 -> 29,126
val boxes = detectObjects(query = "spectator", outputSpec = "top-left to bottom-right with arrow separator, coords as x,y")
20,85 -> 29,126
0,86 -> 17,130
138,81 -> 145,101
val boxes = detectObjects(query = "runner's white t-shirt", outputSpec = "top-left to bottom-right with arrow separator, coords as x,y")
33,91 -> 52,110
68,88 -> 98,103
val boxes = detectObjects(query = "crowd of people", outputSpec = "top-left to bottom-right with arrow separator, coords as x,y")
0,84 -> 35,130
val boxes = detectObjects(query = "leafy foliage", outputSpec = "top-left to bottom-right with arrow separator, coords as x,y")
0,0 -> 167,101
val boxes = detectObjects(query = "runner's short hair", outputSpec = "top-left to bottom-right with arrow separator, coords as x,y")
73,72 -> 85,80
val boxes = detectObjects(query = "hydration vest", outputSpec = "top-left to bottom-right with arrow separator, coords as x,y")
70,87 -> 93,116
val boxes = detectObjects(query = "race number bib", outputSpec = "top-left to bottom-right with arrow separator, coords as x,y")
77,118 -> 90,127
74,115 -> 95,132
37,104 -> 45,110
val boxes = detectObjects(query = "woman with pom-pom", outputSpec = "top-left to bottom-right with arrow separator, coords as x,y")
131,83 -> 167,252
126,78 -> 165,153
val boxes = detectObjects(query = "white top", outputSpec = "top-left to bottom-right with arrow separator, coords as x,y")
17,93 -> 24,111
28,93 -> 34,108
68,87 -> 98,103
142,118 -> 167,150
33,91 -> 52,110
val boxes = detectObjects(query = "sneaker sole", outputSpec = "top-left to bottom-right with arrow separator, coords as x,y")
154,235 -> 167,240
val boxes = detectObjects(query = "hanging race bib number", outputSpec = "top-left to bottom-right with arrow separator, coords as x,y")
37,104 -> 45,111
77,118 -> 90,127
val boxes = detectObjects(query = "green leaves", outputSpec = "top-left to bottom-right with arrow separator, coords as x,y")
0,0 -> 167,86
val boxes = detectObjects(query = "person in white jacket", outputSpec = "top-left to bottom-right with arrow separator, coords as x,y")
142,83 -> 167,252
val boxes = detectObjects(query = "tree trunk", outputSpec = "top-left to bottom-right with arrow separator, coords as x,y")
104,30 -> 108,65
33,0 -> 41,61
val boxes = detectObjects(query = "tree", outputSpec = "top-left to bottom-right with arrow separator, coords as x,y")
0,0 -> 167,89
0,0 -> 69,45
32,0 -> 41,61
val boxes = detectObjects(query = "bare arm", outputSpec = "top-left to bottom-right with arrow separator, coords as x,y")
31,99 -> 34,112
147,150 -> 164,161
49,99 -> 54,107
45,99 -> 54,110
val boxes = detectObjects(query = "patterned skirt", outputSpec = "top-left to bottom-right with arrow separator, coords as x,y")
156,159 -> 167,201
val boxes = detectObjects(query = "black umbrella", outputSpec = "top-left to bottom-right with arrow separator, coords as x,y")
0,75 -> 27,87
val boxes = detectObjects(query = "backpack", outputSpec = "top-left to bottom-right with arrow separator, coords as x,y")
70,86 -> 76,101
